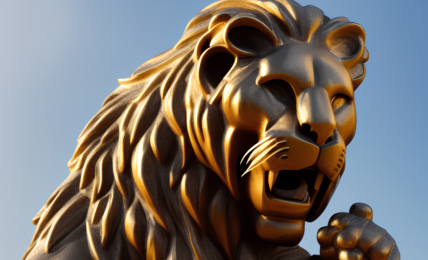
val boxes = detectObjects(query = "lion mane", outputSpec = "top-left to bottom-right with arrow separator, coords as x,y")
24,1 -> 368,259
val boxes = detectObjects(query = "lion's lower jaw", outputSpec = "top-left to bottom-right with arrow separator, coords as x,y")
243,166 -> 312,246
253,214 -> 305,246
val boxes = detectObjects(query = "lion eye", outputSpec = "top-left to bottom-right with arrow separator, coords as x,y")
331,94 -> 349,111
263,79 -> 296,104
228,26 -> 274,54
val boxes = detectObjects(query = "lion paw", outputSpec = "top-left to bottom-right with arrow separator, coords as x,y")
317,203 -> 400,260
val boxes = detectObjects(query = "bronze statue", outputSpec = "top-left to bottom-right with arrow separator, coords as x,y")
24,1 -> 400,259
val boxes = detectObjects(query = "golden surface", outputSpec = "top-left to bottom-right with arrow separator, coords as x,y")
24,1 -> 399,260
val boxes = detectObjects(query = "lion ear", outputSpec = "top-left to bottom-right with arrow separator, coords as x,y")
323,20 -> 369,90
194,22 -> 228,63
196,46 -> 236,97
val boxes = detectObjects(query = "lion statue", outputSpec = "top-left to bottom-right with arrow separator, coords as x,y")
24,1 -> 400,259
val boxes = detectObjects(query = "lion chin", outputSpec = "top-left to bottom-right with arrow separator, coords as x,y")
24,1 -> 369,260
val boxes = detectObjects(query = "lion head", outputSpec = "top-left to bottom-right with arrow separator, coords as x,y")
24,1 -> 368,259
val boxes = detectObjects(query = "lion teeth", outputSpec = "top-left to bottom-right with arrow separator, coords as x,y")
268,171 -> 279,191
303,191 -> 310,202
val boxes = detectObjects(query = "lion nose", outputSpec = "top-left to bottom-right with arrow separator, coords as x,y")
297,87 -> 336,146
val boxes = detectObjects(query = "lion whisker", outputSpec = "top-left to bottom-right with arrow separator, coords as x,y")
246,142 -> 278,166
241,142 -> 289,177
241,143 -> 278,177
275,140 -> 287,146
240,137 -> 273,165
271,146 -> 289,156
247,139 -> 287,165
241,151 -> 277,177
246,139 -> 277,164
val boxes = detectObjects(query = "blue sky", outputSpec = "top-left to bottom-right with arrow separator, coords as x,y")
1,0 -> 426,259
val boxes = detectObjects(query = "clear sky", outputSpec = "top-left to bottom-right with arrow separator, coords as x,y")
1,0 -> 426,259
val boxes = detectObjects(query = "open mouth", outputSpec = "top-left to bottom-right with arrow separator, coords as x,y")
240,133 -> 345,220
265,168 -> 323,204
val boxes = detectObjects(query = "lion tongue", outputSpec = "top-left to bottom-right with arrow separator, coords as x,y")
271,176 -> 308,201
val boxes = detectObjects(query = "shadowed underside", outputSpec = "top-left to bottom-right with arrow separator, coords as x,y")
24,1 -> 368,259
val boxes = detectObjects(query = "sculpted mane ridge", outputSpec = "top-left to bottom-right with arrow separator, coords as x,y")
24,1 -> 369,259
